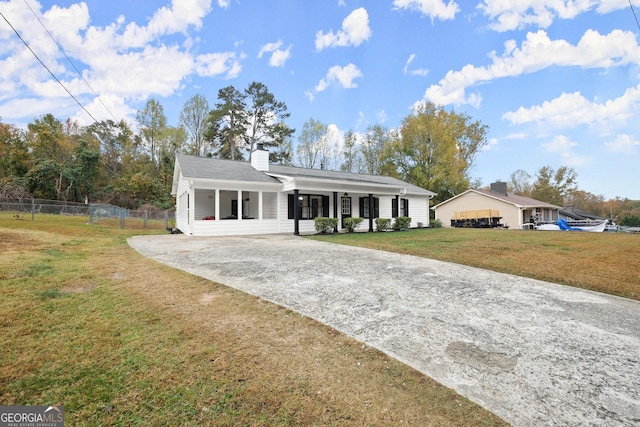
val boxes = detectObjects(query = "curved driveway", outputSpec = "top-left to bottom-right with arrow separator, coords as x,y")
128,234 -> 640,426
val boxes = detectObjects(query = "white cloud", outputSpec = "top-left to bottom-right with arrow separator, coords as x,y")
403,54 -> 429,76
315,7 -> 372,51
503,84 -> 640,128
478,0 -> 640,32
119,0 -> 213,46
326,63 -> 363,89
258,40 -> 292,67
310,64 -> 363,99
604,134 -> 640,153
195,51 -> 244,79
0,0 -> 246,123
393,0 -> 459,21
541,135 -> 588,166
217,0 -> 230,8
424,29 -> 640,106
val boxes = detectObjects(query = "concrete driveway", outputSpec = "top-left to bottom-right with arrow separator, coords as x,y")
128,234 -> 640,426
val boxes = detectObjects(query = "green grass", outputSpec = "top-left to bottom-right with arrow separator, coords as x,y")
1,213 -> 507,426
308,227 -> 640,300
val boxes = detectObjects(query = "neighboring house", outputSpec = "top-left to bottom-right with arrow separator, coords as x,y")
171,144 -> 436,236
432,181 -> 562,230
559,206 -> 606,221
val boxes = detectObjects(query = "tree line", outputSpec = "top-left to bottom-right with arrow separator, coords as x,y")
1,80 -> 638,225
507,166 -> 640,226
0,81 -> 489,210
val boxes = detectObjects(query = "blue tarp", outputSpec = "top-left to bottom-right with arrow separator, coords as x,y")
557,219 -> 581,231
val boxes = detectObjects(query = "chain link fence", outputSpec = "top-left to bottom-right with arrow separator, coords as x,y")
0,198 -> 174,230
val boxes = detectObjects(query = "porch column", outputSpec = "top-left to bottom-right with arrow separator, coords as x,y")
188,187 -> 194,234
294,189 -> 300,235
258,191 -> 263,220
237,190 -> 243,220
333,192 -> 338,233
215,189 -> 220,221
368,193 -> 374,232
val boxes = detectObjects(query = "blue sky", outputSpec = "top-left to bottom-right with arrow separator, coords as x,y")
1,0 -> 639,199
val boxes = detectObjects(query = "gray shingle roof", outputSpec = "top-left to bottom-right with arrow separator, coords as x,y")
268,164 -> 435,195
176,154 -> 280,184
433,189 -> 562,209
475,189 -> 561,208
175,154 -> 435,196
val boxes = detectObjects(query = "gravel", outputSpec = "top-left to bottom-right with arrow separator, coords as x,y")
128,233 -> 640,426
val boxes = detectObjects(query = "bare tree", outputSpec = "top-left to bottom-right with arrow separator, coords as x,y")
179,94 -> 209,156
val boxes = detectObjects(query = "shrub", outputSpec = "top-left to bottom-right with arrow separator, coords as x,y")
343,217 -> 363,233
430,219 -> 443,228
314,217 -> 338,234
375,218 -> 391,232
393,216 -> 411,231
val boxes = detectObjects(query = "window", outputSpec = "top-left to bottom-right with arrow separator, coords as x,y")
400,198 -> 409,217
288,194 -> 329,219
392,197 -> 408,217
341,197 -> 351,215
359,197 -> 379,219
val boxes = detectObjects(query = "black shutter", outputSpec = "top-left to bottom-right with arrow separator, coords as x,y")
322,195 -> 329,217
374,197 -> 379,218
392,198 -> 398,218
359,197 -> 365,218
288,194 -> 294,219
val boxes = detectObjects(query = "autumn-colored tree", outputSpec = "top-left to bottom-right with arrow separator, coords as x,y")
382,103 -> 488,204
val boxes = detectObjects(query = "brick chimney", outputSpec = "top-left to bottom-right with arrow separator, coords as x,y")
251,143 -> 269,172
490,180 -> 507,195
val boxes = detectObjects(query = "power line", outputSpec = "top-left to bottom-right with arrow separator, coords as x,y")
21,0 -> 119,122
0,9 -> 100,124
631,0 -> 640,33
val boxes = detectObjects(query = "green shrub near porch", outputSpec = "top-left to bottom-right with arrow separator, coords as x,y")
393,216 -> 412,230
314,217 -> 339,234
375,218 -> 391,232
343,217 -> 364,233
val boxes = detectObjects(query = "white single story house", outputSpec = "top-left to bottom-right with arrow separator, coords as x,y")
171,145 -> 436,236
432,181 -> 562,230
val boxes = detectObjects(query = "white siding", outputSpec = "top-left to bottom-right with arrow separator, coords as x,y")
194,189 -> 216,220
262,192 -> 278,219
175,177 -> 191,233
407,196 -> 430,227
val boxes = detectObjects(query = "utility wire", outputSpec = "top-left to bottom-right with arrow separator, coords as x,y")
631,0 -> 640,33
0,9 -> 100,124
22,0 -> 119,122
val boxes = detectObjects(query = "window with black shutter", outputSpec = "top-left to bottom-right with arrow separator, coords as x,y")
401,198 -> 409,217
288,193 -> 330,220
359,197 -> 379,218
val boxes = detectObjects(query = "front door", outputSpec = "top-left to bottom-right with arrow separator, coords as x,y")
341,196 -> 351,229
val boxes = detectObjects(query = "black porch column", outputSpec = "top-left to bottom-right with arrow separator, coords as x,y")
368,193 -> 374,232
294,189 -> 300,235
333,192 -> 338,233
